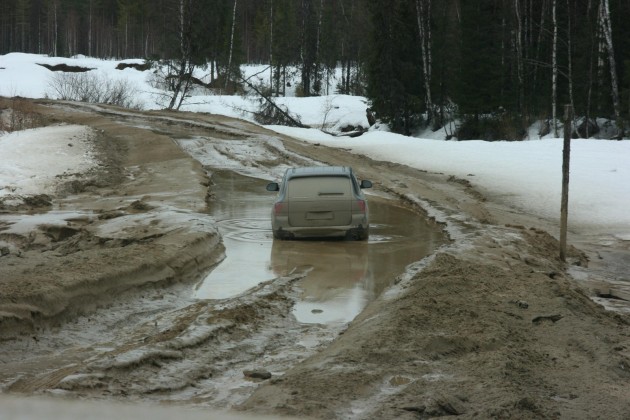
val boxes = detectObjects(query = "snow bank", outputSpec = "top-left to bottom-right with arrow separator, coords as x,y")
0,124 -> 96,197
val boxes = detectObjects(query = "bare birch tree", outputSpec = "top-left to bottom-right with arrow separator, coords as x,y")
598,0 -> 623,137
551,0 -> 558,137
166,0 -> 197,110
566,0 -> 575,118
226,0 -> 238,90
50,0 -> 59,56
415,0 -> 434,127
595,2 -> 606,117
269,0 -> 274,95
314,0 -> 324,94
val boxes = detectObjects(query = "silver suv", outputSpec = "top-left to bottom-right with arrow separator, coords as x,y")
266,166 -> 372,240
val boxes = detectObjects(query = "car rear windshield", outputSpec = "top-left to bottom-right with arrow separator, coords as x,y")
287,176 -> 352,200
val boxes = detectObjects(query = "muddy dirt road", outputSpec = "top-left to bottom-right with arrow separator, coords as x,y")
1,101 -> 630,419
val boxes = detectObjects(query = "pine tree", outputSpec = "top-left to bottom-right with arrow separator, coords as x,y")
454,1 -> 514,139
366,0 -> 424,135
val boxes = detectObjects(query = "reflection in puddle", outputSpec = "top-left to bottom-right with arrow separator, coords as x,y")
194,171 -> 276,299
195,232 -> 275,301
296,287 -> 367,324
270,240 -> 371,324
218,217 -> 271,242
195,170 -> 445,325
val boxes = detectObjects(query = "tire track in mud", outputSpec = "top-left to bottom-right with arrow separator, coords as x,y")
8,365 -> 83,394
0,105 -> 442,409
7,272 -> 320,405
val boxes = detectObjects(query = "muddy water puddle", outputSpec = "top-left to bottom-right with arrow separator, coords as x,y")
196,171 -> 445,325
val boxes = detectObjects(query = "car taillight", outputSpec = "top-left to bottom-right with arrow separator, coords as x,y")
274,202 -> 284,214
356,200 -> 366,212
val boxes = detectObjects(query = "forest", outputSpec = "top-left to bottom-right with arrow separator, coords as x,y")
1,0 -> 628,140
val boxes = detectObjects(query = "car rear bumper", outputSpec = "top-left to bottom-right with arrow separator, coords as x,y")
272,212 -> 368,239
273,223 -> 369,240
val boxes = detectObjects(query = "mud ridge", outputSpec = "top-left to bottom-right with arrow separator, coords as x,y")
240,227 -> 630,419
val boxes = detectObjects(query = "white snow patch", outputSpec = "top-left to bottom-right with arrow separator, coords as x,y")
0,125 -> 96,197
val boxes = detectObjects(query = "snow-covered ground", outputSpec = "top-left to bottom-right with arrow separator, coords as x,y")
0,125 -> 96,201
1,52 -> 629,239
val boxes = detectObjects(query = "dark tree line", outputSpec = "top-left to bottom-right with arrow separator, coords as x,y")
367,0 -> 629,138
367,0 -> 630,139
1,0 -> 628,138
0,0 -> 369,96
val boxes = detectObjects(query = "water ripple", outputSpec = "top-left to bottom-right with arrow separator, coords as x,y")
217,217 -> 273,243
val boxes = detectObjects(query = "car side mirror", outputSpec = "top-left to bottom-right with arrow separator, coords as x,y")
266,182 -> 280,192
360,180 -> 372,189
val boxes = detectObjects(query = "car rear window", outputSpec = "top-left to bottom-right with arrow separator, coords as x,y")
287,176 -> 352,199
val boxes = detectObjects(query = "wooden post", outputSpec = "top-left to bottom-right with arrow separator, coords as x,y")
560,104 -> 572,261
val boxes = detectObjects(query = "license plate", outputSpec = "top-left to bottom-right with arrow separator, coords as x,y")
306,211 -> 333,220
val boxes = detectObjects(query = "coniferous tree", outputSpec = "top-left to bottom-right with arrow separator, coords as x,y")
454,1 -> 519,139
338,0 -> 370,96
0,0 -> 627,135
272,0 -> 299,96
431,0 -> 459,130
298,0 -> 316,96
415,0 -> 434,126
366,0 -> 423,134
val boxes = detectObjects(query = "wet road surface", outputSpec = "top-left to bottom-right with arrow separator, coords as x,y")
195,170 -> 445,325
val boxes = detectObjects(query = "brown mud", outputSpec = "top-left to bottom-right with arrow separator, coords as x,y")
1,101 -> 629,419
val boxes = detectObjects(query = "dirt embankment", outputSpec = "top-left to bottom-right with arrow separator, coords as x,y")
1,102 -> 629,419
0,102 -> 223,331
243,228 -> 630,418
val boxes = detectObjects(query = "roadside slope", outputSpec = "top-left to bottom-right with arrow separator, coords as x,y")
0,102 -> 222,331
242,225 -> 630,418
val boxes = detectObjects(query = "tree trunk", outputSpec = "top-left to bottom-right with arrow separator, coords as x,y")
599,0 -> 623,137
552,0 -> 558,137
566,0 -> 575,120
415,0 -> 434,127
180,0 -> 185,53
514,0 -> 524,116
53,1 -> 58,56
168,0 -> 197,110
346,60 -> 352,95
560,104 -> 572,261
533,0 -> 548,103
300,0 -> 312,96
176,61 -> 195,110
226,0 -> 238,90
88,0 -> 93,56
269,0 -> 273,95
168,59 -> 186,109
239,73 -> 307,128
314,0 -> 323,94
